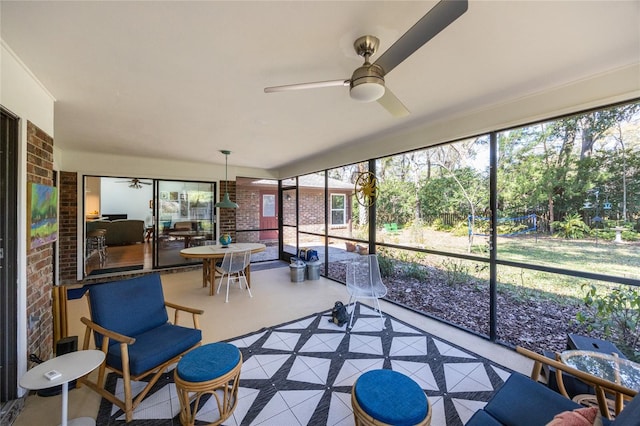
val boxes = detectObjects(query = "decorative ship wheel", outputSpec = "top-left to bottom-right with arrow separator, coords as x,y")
355,172 -> 378,207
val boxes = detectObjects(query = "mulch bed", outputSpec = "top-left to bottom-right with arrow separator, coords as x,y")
328,260 -> 606,355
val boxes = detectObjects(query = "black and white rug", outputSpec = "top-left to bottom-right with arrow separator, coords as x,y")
96,303 -> 513,425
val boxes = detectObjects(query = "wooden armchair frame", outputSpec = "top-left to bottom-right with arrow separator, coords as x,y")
516,346 -> 637,420
79,301 -> 203,423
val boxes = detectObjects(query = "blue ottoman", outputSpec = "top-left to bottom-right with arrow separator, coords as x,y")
174,342 -> 242,426
352,369 -> 431,426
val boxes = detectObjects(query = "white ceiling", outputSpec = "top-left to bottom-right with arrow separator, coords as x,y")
2,1 -> 639,173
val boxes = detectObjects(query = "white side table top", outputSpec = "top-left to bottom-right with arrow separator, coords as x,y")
20,350 -> 105,390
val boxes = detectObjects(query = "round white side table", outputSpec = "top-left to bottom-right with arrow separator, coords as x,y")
20,349 -> 105,426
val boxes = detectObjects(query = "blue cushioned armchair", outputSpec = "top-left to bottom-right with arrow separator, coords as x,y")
466,346 -> 639,425
79,274 -> 203,422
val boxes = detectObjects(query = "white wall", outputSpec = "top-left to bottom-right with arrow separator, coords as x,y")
0,40 -> 56,397
60,151 -> 276,183
100,178 -> 153,221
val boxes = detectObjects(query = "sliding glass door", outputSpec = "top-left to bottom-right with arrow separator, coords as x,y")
154,180 -> 216,268
83,176 -> 216,275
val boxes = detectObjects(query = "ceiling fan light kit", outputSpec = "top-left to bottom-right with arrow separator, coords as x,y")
263,0 -> 468,117
215,150 -> 239,209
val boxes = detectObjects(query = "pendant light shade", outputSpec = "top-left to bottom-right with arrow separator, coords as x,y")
215,150 -> 239,209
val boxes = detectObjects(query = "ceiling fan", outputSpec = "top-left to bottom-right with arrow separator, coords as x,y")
264,0 -> 468,117
117,178 -> 152,189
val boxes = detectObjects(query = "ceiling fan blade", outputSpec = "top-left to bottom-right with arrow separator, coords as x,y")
264,79 -> 349,93
377,87 -> 410,117
373,0 -> 468,76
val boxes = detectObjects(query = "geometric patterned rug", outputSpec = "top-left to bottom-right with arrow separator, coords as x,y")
96,302 -> 513,425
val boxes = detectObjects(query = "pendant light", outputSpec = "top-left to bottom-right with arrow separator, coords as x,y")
215,150 -> 239,209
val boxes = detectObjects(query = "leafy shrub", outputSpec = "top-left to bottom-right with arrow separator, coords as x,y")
576,284 -> 640,362
553,213 -> 590,239
441,259 -> 470,286
377,255 -> 394,278
403,262 -> 429,281
451,220 -> 469,237
432,217 -> 450,231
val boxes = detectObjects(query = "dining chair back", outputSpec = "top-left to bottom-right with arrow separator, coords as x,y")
215,249 -> 253,302
346,254 -> 388,329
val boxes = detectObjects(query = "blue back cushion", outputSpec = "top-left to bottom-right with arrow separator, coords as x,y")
484,373 -> 581,426
89,274 -> 169,347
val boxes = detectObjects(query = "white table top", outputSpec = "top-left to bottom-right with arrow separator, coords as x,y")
180,242 -> 266,259
20,350 -> 105,390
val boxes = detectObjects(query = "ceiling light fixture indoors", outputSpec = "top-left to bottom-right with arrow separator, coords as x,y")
215,150 -> 239,209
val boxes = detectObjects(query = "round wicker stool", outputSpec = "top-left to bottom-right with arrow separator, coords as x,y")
352,369 -> 431,426
174,342 -> 242,426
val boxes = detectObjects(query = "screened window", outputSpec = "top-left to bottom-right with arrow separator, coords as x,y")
331,194 -> 346,225
263,194 -> 275,217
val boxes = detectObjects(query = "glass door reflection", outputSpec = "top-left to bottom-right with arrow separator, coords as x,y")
154,180 -> 216,268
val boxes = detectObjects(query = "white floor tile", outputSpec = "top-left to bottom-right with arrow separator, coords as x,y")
491,365 -> 511,383
326,392 -> 354,426
391,360 -> 439,391
299,333 -> 345,352
287,356 -> 330,385
277,316 -> 316,330
390,335 -> 428,356
241,354 -> 291,379
333,359 -> 384,387
229,330 -> 267,348
263,331 -> 301,351
348,334 -> 383,355
434,339 -> 477,359
452,398 -> 488,424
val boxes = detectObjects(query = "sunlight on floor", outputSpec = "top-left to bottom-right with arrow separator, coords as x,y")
14,267 -> 533,426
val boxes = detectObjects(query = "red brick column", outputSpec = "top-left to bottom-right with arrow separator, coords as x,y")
58,172 -> 78,283
25,121 -> 55,361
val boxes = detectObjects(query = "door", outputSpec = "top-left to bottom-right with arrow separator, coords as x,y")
154,180 -> 216,268
1,108 -> 19,402
259,191 -> 278,240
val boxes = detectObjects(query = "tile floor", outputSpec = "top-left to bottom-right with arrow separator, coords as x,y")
14,266 -> 533,426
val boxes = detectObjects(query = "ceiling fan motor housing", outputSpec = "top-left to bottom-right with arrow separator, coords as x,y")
350,35 -> 386,102
350,64 -> 385,102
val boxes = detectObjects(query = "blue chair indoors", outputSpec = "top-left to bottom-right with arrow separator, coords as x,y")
78,273 -> 203,422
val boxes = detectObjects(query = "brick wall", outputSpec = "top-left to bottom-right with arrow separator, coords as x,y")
219,180 -> 237,240
58,172 -> 78,283
25,121 -> 54,361
235,185 -> 260,232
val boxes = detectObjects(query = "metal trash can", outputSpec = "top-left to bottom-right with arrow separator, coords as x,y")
290,260 -> 306,283
306,261 -> 321,280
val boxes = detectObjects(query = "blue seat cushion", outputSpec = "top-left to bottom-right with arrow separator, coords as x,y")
465,408 -> 504,426
612,393 -> 640,425
354,369 -> 428,426
89,274 -> 169,348
107,323 -> 202,377
484,373 -> 581,426
177,342 -> 241,383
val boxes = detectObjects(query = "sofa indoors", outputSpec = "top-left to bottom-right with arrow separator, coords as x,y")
86,219 -> 144,245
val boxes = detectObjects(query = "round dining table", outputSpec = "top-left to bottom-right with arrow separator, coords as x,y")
180,242 -> 266,295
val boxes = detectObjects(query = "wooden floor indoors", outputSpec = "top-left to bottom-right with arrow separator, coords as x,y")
85,243 -> 149,275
